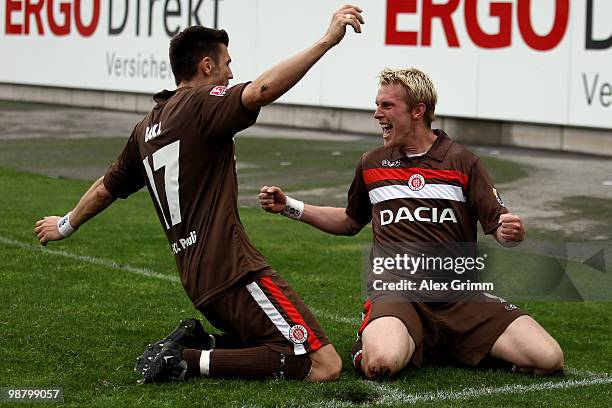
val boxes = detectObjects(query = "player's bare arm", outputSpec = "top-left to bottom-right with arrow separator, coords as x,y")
259,185 -> 365,236
242,5 -> 364,110
34,177 -> 115,246
494,213 -> 526,247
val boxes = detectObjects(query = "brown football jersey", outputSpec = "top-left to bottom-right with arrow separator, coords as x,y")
104,83 -> 268,307
346,129 -> 507,242
346,130 -> 508,302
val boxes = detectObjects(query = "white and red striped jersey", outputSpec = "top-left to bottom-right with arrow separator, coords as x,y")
346,130 -> 507,244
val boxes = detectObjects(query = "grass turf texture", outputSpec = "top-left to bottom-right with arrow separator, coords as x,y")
0,136 -> 611,407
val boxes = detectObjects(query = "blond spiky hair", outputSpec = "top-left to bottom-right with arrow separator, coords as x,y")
378,68 -> 437,127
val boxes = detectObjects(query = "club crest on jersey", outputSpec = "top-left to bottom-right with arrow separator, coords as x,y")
209,86 -> 227,97
408,174 -> 426,191
493,188 -> 505,206
381,159 -> 401,167
288,325 -> 308,344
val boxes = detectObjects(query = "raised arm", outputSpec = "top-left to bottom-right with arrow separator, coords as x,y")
242,4 -> 364,110
34,177 -> 116,246
259,186 -> 365,236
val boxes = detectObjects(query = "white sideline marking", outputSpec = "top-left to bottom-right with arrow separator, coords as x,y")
0,236 -> 358,325
365,374 -> 612,405
310,308 -> 360,325
0,236 -> 179,283
293,370 -> 612,408
5,236 -> 611,405
307,401 -> 353,408
566,368 -> 610,378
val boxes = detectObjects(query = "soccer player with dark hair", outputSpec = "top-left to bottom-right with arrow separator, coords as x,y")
34,5 -> 365,383
259,67 -> 564,380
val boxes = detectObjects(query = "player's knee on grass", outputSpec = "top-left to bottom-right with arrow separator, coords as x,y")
362,349 -> 404,380
308,354 -> 342,382
532,342 -> 564,375
360,316 -> 414,380
308,346 -> 342,381
493,316 -> 564,375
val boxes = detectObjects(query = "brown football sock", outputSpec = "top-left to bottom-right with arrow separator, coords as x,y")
182,346 -> 311,380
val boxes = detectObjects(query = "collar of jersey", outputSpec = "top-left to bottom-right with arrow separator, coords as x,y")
388,129 -> 453,162
153,89 -> 178,103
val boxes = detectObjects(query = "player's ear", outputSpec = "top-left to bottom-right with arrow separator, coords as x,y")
412,102 -> 426,120
200,56 -> 215,76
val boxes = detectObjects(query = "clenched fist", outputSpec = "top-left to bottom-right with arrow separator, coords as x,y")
497,213 -> 525,245
258,186 -> 287,214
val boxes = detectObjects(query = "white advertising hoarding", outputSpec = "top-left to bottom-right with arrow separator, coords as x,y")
1,0 -> 611,129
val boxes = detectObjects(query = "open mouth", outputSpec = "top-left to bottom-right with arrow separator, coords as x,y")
380,123 -> 393,137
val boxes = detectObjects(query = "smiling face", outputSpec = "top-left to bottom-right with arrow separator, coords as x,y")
374,84 -> 420,149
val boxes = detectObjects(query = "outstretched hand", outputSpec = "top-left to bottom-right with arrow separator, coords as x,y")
258,186 -> 287,214
34,216 -> 64,246
323,4 -> 365,46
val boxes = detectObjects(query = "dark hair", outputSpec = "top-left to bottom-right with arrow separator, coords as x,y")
169,26 -> 229,85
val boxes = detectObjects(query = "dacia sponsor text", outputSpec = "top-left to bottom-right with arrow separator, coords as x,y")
380,207 -> 458,225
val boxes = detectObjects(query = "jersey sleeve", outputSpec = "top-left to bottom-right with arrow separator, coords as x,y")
103,129 -> 146,199
467,158 -> 508,235
345,156 -> 373,225
198,83 -> 260,141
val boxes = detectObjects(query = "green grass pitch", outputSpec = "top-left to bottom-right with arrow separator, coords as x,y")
0,134 -> 611,407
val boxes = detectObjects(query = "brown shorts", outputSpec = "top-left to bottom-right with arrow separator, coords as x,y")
358,293 -> 528,367
197,268 -> 329,355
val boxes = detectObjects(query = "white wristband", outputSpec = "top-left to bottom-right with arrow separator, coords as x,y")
281,196 -> 304,221
57,212 -> 76,237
